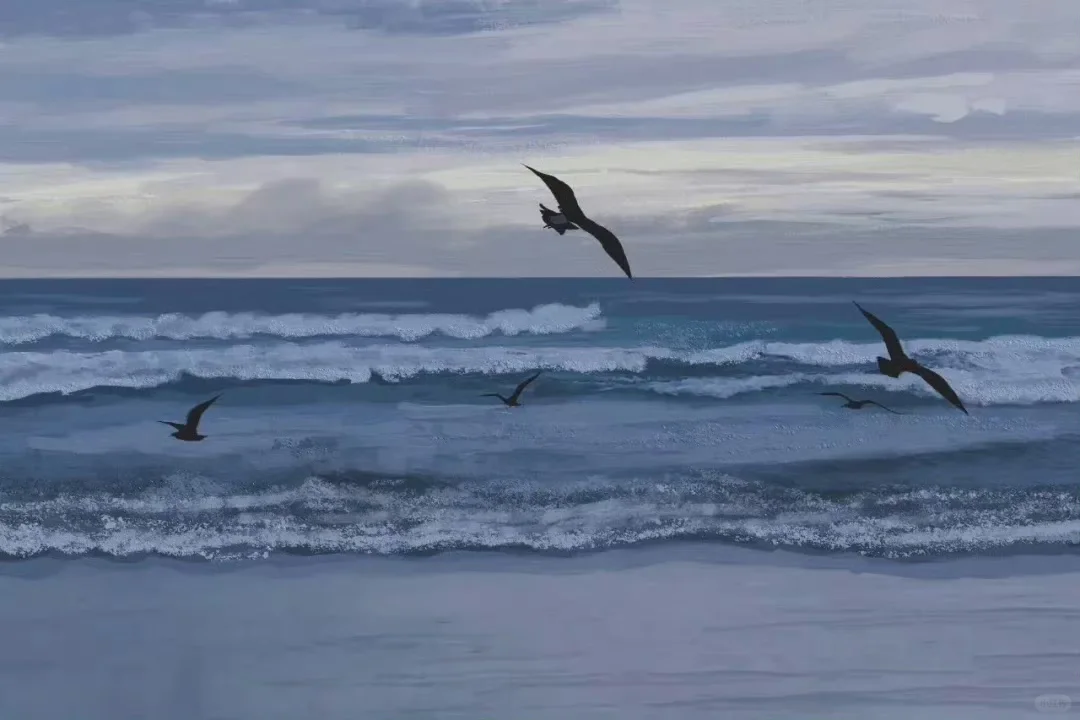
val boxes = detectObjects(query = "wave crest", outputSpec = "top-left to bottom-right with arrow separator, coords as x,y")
2,475 -> 1079,560
2,333 -> 1080,407
0,303 -> 604,344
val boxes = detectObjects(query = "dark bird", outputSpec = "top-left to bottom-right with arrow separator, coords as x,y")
159,394 -> 221,441
482,371 -> 542,408
539,203 -> 579,235
818,392 -> 902,414
523,165 -> 633,278
853,302 -> 968,414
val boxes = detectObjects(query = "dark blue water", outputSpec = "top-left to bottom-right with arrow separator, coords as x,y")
2,277 -> 1079,561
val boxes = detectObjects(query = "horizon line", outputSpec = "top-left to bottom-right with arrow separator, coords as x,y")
0,274 -> 1079,281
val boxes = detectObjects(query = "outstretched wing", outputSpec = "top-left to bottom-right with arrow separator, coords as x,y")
577,217 -> 633,279
910,365 -> 968,414
524,165 -> 583,217
853,302 -> 905,360
158,421 -> 185,431
865,400 -> 903,415
539,203 -> 557,222
186,394 -> 221,430
818,391 -> 853,402
509,371 -> 542,402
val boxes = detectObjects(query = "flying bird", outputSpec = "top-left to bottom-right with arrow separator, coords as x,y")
539,203 -> 579,235
853,302 -> 968,414
818,392 -> 903,414
159,394 -> 222,441
523,165 -> 633,278
482,371 -> 542,408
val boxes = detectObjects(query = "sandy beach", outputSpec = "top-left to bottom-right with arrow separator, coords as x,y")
1,547 -> 1078,719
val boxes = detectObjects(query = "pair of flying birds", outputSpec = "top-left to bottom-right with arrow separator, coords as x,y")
477,304 -> 968,415
159,300 -> 966,443
157,374 -> 545,443
820,303 -> 967,415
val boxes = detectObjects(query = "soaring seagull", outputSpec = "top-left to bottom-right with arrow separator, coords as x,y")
482,371 -> 542,408
159,394 -> 222,441
523,165 -> 633,278
853,302 -> 968,414
818,391 -> 903,414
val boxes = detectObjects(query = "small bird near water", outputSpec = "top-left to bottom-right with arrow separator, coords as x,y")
482,371 -> 542,408
159,394 -> 221,441
818,392 -> 902,414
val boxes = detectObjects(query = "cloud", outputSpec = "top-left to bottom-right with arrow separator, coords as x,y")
1,167 -> 1076,278
0,0 -> 1077,275
0,0 -> 616,39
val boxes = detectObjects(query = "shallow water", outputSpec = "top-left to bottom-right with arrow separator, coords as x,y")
2,550 -> 1078,720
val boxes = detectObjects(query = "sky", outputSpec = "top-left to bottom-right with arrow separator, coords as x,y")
0,0 -> 1077,277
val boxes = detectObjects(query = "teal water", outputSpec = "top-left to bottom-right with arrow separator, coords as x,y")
1,277 -> 1079,560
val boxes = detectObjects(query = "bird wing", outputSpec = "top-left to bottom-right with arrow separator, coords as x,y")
853,302 -> 905,360
818,391 -> 852,402
577,217 -> 633,279
539,203 -> 556,221
158,421 -> 185,431
509,371 -> 542,402
910,364 -> 969,414
186,394 -> 221,429
865,400 -> 903,415
523,165 -> 583,217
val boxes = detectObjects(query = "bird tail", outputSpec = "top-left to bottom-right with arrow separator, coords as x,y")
876,356 -> 905,378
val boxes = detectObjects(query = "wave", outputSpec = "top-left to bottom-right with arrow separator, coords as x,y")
2,333 -> 1080,406
2,474 -> 1079,560
0,342 -> 672,401
0,303 -> 604,344
648,372 -> 1080,406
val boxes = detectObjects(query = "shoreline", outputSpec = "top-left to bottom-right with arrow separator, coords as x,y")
6,543 -> 1080,581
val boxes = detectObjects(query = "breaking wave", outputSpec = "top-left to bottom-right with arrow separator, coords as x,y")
0,303 -> 605,344
2,334 -> 1080,406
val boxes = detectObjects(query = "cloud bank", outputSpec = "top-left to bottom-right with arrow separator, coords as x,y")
0,0 -> 1077,276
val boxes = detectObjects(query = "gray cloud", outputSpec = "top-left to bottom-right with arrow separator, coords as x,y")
0,68 -> 302,109
2,177 -> 1076,277
0,0 -> 615,39
0,0 -> 1076,275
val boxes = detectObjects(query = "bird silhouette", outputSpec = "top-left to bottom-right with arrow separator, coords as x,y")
853,302 -> 968,414
539,203 -> 579,235
482,371 -> 542,408
159,394 -> 221,441
523,165 -> 633,278
818,392 -> 903,414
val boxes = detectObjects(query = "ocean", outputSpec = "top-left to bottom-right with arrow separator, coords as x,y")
3,277 -> 1080,719
2,276 -> 1079,561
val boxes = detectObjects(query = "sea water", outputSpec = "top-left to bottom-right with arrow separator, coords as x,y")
1,276 -> 1078,561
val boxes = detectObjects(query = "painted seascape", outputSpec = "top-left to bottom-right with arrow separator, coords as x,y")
1,1 -> 1078,719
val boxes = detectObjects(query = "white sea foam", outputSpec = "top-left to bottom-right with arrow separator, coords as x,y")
2,333 -> 1080,406
0,342 -> 676,401
0,303 -> 605,344
1,476 -> 1079,559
